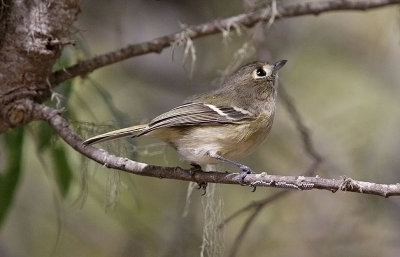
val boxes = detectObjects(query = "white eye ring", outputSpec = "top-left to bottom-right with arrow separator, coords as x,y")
252,65 -> 272,79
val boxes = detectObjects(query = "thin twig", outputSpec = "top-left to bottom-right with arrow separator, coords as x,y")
28,100 -> 400,197
49,0 -> 400,86
279,84 -> 323,168
220,190 -> 289,228
228,204 -> 263,257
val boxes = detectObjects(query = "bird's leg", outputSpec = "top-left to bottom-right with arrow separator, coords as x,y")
207,152 -> 253,184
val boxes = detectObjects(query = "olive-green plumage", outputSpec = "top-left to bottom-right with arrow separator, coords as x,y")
84,60 -> 287,176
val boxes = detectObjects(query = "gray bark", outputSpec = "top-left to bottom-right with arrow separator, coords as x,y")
0,0 -> 80,133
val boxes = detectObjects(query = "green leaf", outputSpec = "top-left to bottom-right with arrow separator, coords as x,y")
37,122 -> 56,151
0,127 -> 25,227
58,79 -> 73,101
51,145 -> 73,197
34,122 -> 73,197
52,47 -> 72,71
57,79 -> 76,119
90,81 -> 129,126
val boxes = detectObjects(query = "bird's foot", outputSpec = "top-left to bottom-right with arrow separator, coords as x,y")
237,165 -> 253,185
197,182 -> 208,196
189,162 -> 202,176
189,163 -> 207,195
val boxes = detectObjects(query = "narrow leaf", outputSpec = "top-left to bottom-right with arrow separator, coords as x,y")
37,122 -> 56,151
51,145 -> 73,197
0,127 -> 25,227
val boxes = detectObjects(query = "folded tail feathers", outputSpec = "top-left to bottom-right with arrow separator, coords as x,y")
83,124 -> 149,145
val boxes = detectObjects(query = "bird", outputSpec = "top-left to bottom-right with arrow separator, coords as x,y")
84,60 -> 287,181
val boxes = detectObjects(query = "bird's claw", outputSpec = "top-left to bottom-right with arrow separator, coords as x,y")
197,182 -> 207,196
237,165 -> 253,185
189,162 -> 202,176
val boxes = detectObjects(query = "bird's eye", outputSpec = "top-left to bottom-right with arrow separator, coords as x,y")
255,68 -> 267,77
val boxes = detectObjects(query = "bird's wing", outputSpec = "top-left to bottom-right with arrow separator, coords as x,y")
148,102 -> 255,130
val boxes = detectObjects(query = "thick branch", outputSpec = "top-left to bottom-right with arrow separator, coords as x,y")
49,0 -> 400,86
0,0 -> 80,132
31,101 -> 400,198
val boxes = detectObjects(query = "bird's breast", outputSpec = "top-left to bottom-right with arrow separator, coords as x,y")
155,111 -> 274,165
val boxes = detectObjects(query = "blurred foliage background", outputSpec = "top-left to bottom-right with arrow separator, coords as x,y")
1,0 -> 400,256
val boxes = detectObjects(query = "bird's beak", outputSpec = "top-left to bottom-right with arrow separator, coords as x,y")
273,60 -> 287,72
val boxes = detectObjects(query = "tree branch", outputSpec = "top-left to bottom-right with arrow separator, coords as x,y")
0,0 -> 80,133
30,101 -> 400,198
49,0 -> 400,86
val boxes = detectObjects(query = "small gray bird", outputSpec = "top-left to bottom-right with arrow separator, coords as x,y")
84,60 -> 287,180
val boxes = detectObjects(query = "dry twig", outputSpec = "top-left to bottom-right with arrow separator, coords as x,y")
49,0 -> 400,86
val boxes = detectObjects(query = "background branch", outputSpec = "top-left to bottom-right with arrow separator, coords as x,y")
49,0 -> 400,86
226,84 -> 324,256
279,84 -> 323,169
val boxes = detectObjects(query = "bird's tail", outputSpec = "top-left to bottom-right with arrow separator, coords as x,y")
83,124 -> 149,145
